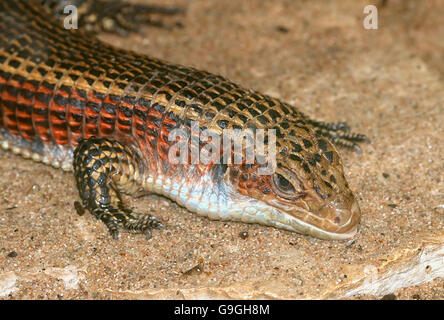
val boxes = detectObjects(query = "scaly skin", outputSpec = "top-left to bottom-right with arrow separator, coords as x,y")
0,0 -> 368,240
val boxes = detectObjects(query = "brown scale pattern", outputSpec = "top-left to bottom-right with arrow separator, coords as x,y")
0,0 -> 368,239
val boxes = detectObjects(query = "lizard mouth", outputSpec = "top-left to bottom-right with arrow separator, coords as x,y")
314,198 -> 360,239
286,195 -> 361,240
262,190 -> 361,240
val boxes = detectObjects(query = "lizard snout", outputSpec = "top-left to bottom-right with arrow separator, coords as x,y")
316,193 -> 361,239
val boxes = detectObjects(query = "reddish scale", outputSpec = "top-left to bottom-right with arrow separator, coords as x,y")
84,91 -> 102,138
232,162 -> 273,199
133,105 -> 146,139
163,114 -> 177,130
116,100 -> 133,135
0,74 -> 5,129
100,95 -> 118,136
67,88 -> 86,146
50,90 -> 70,145
236,172 -> 251,196
146,107 -> 162,124
33,83 -> 53,142
2,80 -> 20,136
12,79 -> 39,142
16,88 -> 32,105
237,163 -> 255,189
56,86 -> 72,144
156,122 -> 173,164
145,107 -> 162,150
258,175 -> 273,195
17,80 -> 37,141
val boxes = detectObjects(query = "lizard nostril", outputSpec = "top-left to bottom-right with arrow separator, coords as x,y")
334,216 -> 341,224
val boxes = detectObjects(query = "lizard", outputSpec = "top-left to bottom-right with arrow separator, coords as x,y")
0,0 -> 369,240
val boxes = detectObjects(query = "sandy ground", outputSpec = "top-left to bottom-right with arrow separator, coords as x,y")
0,0 -> 443,299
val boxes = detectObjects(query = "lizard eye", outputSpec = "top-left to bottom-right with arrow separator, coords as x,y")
271,169 -> 305,200
274,174 -> 295,193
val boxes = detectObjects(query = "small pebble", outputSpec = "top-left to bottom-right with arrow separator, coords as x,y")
276,25 -> 289,33
381,293 -> 396,300
239,231 -> 249,239
182,258 -> 205,276
74,201 -> 85,216
7,251 -> 18,258
26,184 -> 40,195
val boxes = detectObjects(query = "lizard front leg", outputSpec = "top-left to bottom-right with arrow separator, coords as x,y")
73,137 -> 163,240
306,119 -> 370,152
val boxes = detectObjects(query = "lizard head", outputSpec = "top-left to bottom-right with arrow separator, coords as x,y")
224,122 -> 361,240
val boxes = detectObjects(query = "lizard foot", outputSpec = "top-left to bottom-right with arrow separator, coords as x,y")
307,119 -> 370,152
92,207 -> 164,240
73,137 -> 165,240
